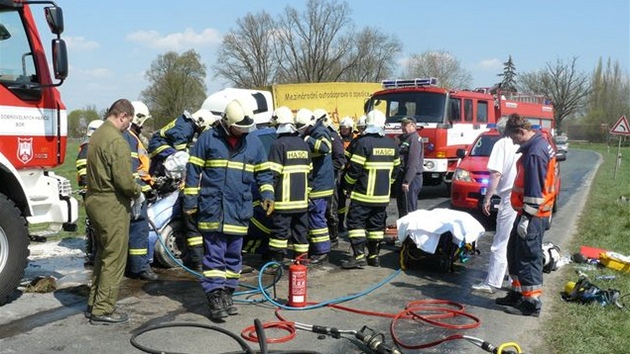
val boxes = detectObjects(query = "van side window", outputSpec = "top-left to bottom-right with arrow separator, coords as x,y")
464,99 -> 473,122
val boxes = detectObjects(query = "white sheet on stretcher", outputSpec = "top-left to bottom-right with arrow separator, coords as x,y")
396,208 -> 486,254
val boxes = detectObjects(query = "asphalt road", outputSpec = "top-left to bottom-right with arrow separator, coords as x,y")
0,149 -> 599,354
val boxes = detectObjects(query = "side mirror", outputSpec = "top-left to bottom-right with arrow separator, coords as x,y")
555,151 -> 566,162
52,39 -> 68,81
44,6 -> 64,35
456,148 -> 467,159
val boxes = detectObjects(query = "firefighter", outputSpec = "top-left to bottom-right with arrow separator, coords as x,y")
242,104 -> 277,268
122,101 -> 158,281
147,108 -> 214,272
337,116 -> 355,239
295,108 -> 333,264
341,110 -> 400,269
314,109 -> 346,248
497,113 -> 556,317
85,99 -> 143,324
183,99 -> 274,321
263,106 -> 312,269
395,117 -> 424,217
355,115 -> 367,135
76,119 -> 103,266
147,109 -> 213,178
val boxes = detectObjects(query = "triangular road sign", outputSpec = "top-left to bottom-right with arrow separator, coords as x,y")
610,115 -> 630,136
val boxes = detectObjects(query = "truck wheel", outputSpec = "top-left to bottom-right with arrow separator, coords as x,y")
0,195 -> 29,305
154,219 -> 184,268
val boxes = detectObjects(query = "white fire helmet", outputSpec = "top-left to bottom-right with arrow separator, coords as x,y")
364,110 -> 386,135
190,108 -> 214,130
542,242 -> 562,273
313,108 -> 331,127
86,120 -> 103,137
339,116 -> 354,129
356,115 -> 367,128
130,101 -> 152,127
223,99 -> 255,132
295,108 -> 315,130
272,106 -> 294,125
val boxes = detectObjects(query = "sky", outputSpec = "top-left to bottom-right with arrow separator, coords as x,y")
33,0 -> 630,112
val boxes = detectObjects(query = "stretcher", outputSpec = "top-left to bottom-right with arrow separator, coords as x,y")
395,208 -> 486,272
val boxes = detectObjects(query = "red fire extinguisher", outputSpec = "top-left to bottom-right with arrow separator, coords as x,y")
288,254 -> 307,307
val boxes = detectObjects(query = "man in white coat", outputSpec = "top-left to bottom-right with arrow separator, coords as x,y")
472,118 -> 520,293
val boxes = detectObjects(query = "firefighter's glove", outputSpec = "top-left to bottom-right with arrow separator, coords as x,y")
517,214 -> 530,239
131,193 -> 146,220
262,199 -> 275,216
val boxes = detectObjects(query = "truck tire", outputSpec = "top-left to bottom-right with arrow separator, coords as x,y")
154,219 -> 184,268
0,194 -> 29,306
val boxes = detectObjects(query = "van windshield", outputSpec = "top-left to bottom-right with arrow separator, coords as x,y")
470,135 -> 501,157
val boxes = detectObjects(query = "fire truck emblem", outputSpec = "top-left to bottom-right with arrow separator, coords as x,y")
17,137 -> 33,164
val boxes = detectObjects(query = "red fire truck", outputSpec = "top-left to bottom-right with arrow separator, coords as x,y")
364,78 -> 554,188
0,0 -> 76,305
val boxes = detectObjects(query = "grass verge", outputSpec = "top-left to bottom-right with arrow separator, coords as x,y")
541,142 -> 630,354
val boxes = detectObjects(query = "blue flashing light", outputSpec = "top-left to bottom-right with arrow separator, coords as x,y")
382,77 -> 438,89
486,123 -> 497,129
426,143 -> 435,152
532,124 -> 541,130
481,178 -> 489,185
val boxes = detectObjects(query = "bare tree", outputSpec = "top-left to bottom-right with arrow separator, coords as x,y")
213,0 -> 402,86
404,50 -> 472,89
519,57 -> 591,132
67,105 -> 101,138
212,11 -> 278,88
140,50 -> 207,128
274,0 -> 353,83
337,27 -> 402,82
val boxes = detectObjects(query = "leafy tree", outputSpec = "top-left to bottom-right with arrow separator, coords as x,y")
519,57 -> 591,132
67,105 -> 101,138
140,50 -> 207,128
403,50 -> 472,89
583,57 -> 630,127
498,55 -> 517,93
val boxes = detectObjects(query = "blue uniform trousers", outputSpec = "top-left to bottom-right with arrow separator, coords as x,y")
127,200 -> 150,274
242,205 -> 271,255
308,198 -> 331,255
270,211 -> 309,256
395,174 -> 423,218
201,231 -> 243,293
507,214 -> 545,292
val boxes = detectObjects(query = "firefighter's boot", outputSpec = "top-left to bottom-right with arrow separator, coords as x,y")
206,289 -> 228,320
222,288 -> 238,315
341,241 -> 367,269
184,246 -> 204,272
367,240 -> 382,267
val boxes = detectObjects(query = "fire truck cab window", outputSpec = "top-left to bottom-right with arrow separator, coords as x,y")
448,98 -> 461,123
0,12 -> 38,84
464,99 -> 473,122
477,101 -> 488,123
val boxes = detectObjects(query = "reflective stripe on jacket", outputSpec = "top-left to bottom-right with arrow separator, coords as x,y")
510,132 -> 556,217
342,133 -> 401,206
268,133 -> 312,213
148,114 -> 197,158
183,126 -> 274,235
304,120 -> 334,198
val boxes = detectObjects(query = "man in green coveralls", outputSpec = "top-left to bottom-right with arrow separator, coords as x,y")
85,99 -> 143,325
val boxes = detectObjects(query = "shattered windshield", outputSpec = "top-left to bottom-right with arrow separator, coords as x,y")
368,91 -> 447,124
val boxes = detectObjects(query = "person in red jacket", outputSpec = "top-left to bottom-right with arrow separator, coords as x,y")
495,114 -> 556,317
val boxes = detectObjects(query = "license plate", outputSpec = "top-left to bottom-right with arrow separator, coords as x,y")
481,187 -> 487,196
